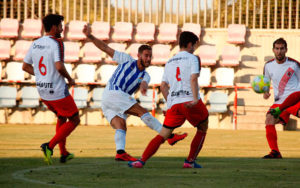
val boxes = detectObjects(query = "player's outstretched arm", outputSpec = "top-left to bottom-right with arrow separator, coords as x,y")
22,63 -> 35,75
139,81 -> 148,96
83,25 -> 115,58
185,73 -> 199,108
55,61 -> 75,85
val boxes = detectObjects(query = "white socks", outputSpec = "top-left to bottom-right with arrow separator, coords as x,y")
141,112 -> 162,133
115,129 -> 126,151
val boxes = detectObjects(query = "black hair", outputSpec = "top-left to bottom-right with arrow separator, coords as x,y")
42,14 -> 64,32
273,38 -> 287,49
179,31 -> 199,48
138,44 -> 152,54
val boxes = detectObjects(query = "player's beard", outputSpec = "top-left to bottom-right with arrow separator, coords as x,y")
55,33 -> 62,38
276,55 -> 285,62
141,59 -> 150,68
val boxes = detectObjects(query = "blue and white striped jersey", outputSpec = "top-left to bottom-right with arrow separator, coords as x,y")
108,51 -> 150,95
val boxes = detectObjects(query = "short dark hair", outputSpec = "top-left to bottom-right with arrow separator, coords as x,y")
179,31 -> 199,48
138,44 -> 152,54
273,38 -> 287,49
42,14 -> 64,32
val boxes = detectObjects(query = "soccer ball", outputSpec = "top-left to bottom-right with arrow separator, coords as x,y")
251,75 -> 270,93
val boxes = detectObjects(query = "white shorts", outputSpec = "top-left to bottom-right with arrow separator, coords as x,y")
101,89 -> 137,123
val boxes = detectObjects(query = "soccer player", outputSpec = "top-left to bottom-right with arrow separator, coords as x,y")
22,14 -> 80,164
128,31 -> 208,168
82,25 -> 187,161
262,38 -> 300,158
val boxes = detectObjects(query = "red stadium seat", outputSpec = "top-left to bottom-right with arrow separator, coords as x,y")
21,19 -> 42,39
105,43 -> 126,63
220,45 -> 240,66
82,42 -> 103,63
227,24 -> 246,44
0,18 -> 19,38
13,40 -> 32,61
182,23 -> 201,38
157,23 -> 178,43
197,45 -> 217,66
0,39 -> 11,60
152,44 -> 171,65
128,43 -> 142,60
135,22 -> 155,43
66,20 -> 87,41
112,22 -> 133,42
64,41 -> 80,63
91,21 -> 110,41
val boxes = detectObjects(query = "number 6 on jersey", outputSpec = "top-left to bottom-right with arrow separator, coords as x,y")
39,56 -> 47,76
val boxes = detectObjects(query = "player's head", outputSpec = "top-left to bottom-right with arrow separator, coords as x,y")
42,14 -> 64,38
272,38 -> 287,62
137,45 -> 152,68
179,31 -> 199,53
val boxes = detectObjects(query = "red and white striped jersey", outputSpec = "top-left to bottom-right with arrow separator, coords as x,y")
24,35 -> 69,101
264,57 -> 300,104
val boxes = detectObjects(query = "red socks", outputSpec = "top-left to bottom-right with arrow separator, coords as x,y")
265,125 -> 279,152
49,121 -> 77,150
187,131 -> 206,162
141,135 -> 165,162
279,91 -> 300,111
56,119 -> 68,156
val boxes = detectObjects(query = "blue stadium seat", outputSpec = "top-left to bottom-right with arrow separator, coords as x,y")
18,86 -> 40,108
90,88 -> 105,109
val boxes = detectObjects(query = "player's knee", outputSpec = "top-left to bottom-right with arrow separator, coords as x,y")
196,119 -> 208,133
265,114 -> 275,125
58,116 -> 67,122
69,115 -> 80,126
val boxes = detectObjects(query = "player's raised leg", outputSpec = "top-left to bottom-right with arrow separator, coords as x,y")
270,91 -> 300,118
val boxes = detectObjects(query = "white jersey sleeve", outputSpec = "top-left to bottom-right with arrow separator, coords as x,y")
190,55 -> 200,75
142,72 -> 150,84
113,51 -> 134,64
162,67 -> 169,84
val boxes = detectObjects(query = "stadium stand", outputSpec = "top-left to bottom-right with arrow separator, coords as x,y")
82,42 -> 103,63
182,23 -> 201,38
91,21 -> 110,41
157,23 -> 178,43
6,61 -> 25,82
128,43 -> 142,59
73,87 -> 88,109
0,18 -> 19,38
13,40 -> 32,61
64,41 -> 80,63
208,91 -> 228,113
215,67 -> 235,86
66,20 -> 87,41
227,24 -> 246,44
0,86 -> 17,123
98,64 -> 117,85
198,67 -> 211,86
139,89 -> 158,111
18,86 -> 40,108
220,45 -> 240,66
105,43 -> 126,63
0,39 -> 11,60
146,66 -> 164,85
197,45 -> 217,66
112,22 -> 133,42
90,87 -> 105,109
0,64 -> 2,80
75,64 -> 96,83
151,44 -> 171,65
135,22 -> 156,43
21,19 -> 42,39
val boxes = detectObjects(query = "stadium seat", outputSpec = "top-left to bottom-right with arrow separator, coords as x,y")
0,18 -> 19,38
64,41 -> 80,63
0,86 -> 17,123
72,87 -> 88,109
128,43 -> 142,59
13,40 -> 32,61
208,91 -> 228,113
66,20 -> 87,41
6,61 -> 25,81
21,19 -> 42,39
91,21 -> 110,41
0,39 -> 11,60
112,22 -> 133,42
215,67 -> 235,86
139,89 -> 158,111
0,64 -> 2,80
182,23 -> 201,38
82,42 -> 103,63
135,22 -> 155,43
220,45 -> 240,66
198,67 -> 211,86
152,44 -> 171,65
157,23 -> 178,43
90,87 -> 105,109
197,45 -> 217,66
75,64 -> 96,83
146,66 -> 164,86
19,86 -> 40,108
227,24 -> 246,44
105,43 -> 126,63
98,64 -> 117,85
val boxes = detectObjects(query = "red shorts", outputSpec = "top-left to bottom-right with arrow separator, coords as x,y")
163,100 -> 209,129
268,101 -> 300,125
43,95 -> 78,118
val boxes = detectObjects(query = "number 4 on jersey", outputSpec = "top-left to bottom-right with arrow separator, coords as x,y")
176,67 -> 181,81
39,56 -> 47,76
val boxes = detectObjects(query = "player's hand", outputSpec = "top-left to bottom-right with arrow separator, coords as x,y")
263,92 -> 271,99
140,81 -> 148,96
83,25 -> 91,36
68,78 -> 75,86
184,99 -> 198,108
